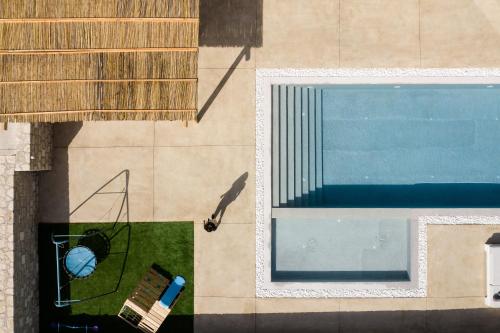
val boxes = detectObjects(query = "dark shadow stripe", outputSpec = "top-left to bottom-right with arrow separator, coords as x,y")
281,183 -> 500,208
271,270 -> 410,282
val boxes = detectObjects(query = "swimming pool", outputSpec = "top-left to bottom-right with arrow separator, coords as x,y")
266,82 -> 500,285
258,70 -> 500,295
272,84 -> 500,208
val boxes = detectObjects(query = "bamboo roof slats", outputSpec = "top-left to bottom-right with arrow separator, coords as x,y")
0,110 -> 198,122
94,50 -> 198,80
0,22 -> 91,50
0,21 -> 198,50
0,0 -> 199,19
0,0 -> 199,122
0,51 -> 197,81
92,21 -> 199,49
0,81 -> 197,113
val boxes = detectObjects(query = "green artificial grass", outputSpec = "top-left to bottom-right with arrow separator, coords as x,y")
39,222 -> 193,328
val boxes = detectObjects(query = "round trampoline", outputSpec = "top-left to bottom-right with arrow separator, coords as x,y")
64,246 -> 97,279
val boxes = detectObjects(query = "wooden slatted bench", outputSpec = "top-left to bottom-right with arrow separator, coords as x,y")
118,265 -> 185,333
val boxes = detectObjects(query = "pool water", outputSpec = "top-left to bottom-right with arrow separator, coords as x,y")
272,217 -> 411,282
323,85 -> 500,185
272,84 -> 500,208
269,83 -> 500,283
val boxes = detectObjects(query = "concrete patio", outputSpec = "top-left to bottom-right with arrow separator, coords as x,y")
37,0 -> 500,330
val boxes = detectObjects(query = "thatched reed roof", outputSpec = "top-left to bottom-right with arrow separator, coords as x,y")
0,0 -> 199,122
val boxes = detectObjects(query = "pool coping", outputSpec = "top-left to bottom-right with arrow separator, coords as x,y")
256,68 -> 500,298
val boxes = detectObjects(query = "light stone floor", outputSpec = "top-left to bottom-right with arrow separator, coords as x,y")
38,0 -> 500,318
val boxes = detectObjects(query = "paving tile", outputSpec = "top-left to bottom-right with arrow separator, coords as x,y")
39,147 -> 154,223
198,47 -> 255,69
255,0 -> 339,68
427,225 -> 500,297
256,298 -> 340,313
421,0 -> 500,67
53,121 -> 154,148
195,297 -> 255,314
155,68 -> 255,147
194,223 -> 255,298
154,146 -> 254,223
340,0 -> 420,67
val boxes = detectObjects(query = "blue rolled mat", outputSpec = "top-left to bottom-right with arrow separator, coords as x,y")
159,275 -> 185,308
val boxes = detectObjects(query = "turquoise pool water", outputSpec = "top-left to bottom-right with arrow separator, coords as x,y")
272,217 -> 411,282
323,85 -> 500,184
272,84 -> 500,208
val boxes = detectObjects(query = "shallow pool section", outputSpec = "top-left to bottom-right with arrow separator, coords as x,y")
272,217 -> 411,282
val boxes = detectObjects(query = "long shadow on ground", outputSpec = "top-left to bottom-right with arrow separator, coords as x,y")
195,309 -> 500,333
37,309 -> 500,333
43,314 -> 193,333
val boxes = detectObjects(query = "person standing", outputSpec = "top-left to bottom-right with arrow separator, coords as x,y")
204,215 -> 218,232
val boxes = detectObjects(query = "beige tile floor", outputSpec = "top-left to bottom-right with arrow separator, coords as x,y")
38,0 -> 500,317
40,146 -> 154,223
339,0 -> 420,67
420,0 -> 500,67
154,146 -> 255,223
255,0 -> 340,68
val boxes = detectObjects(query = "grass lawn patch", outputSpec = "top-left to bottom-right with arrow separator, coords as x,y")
39,222 -> 194,332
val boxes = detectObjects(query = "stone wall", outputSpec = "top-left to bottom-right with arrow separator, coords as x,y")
14,124 -> 52,172
0,156 -> 16,333
29,124 -> 52,172
0,122 -> 51,333
13,172 -> 39,333
12,124 -> 30,172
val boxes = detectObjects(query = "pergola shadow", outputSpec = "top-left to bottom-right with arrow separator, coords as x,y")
199,0 -> 263,47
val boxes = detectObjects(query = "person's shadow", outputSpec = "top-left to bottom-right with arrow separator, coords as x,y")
211,172 -> 248,225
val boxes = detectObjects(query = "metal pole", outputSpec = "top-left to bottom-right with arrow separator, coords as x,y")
54,241 -> 62,307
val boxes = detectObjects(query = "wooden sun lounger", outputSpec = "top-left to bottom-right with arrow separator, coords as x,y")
118,266 -> 185,333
